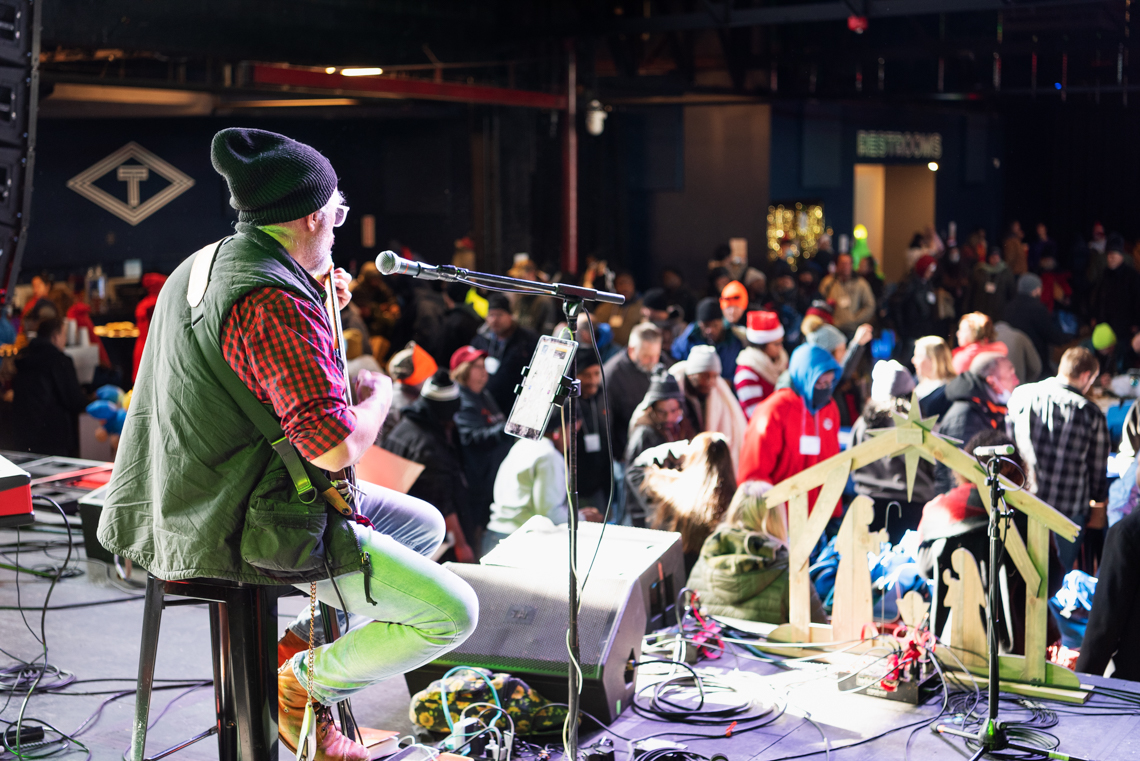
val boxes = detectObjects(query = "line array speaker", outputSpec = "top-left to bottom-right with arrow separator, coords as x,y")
0,0 -> 38,306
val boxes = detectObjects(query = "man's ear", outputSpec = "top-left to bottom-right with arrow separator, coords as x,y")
305,210 -> 321,232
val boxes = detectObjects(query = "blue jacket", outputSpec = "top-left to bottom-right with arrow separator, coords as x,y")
671,321 -> 743,383
788,344 -> 842,415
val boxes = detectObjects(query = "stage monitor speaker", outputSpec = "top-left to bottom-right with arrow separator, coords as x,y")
404,562 -> 645,725
0,0 -> 37,306
480,517 -> 685,633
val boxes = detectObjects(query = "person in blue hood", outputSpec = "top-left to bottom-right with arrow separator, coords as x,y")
738,344 -> 844,519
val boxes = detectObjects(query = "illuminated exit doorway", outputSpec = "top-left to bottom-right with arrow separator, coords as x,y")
853,163 -> 936,282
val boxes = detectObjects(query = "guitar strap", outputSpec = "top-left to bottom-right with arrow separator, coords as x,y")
186,238 -> 352,515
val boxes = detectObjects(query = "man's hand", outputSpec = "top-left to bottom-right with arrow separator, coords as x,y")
355,370 -> 392,419
853,323 -> 874,346
579,507 -> 604,523
330,267 -> 352,310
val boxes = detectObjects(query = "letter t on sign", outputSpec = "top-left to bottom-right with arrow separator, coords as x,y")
116,165 -> 150,208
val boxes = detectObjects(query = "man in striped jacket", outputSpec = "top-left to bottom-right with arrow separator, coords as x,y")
734,311 -> 787,420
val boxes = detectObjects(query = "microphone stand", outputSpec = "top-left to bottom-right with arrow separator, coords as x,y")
386,258 -> 622,760
936,454 -> 1090,761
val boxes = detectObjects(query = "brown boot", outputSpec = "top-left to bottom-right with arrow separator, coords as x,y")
278,661 -> 370,761
278,629 -> 308,669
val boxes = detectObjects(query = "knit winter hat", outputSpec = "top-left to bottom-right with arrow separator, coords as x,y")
685,345 -> 722,376
1017,273 -> 1043,296
805,300 -> 835,324
642,288 -> 670,312
871,359 -> 916,403
420,370 -> 462,419
388,341 -> 438,385
695,297 -> 723,323
421,370 -> 461,402
915,255 -> 937,277
211,128 -> 338,226
642,370 -> 684,405
1092,322 -> 1117,351
576,349 -> 600,372
806,323 -> 846,354
746,311 -> 784,345
486,293 -> 511,313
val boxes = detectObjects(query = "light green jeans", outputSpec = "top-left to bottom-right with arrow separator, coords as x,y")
289,481 -> 478,704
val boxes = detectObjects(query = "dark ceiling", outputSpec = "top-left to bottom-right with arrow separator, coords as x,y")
36,0 -> 1136,106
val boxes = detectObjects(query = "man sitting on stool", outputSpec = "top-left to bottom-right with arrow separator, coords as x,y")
98,128 -> 477,760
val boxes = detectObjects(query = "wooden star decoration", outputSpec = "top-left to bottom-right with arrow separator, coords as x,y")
889,392 -> 940,501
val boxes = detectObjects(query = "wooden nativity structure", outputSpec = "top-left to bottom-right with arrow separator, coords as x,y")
761,394 -> 1085,700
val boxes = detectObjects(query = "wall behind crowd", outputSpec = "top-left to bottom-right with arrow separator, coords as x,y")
771,102 -> 1005,279
20,101 -> 1013,289
23,114 -> 474,277
604,101 -> 1005,291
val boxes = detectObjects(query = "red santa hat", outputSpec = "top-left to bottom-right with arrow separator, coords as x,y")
746,310 -> 785,345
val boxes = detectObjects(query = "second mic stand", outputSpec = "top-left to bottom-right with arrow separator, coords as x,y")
936,455 -> 1090,761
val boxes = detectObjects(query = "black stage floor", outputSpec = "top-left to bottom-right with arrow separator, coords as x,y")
3,508 -> 1139,760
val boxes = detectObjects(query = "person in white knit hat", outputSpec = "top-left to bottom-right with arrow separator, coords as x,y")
669,345 -> 748,471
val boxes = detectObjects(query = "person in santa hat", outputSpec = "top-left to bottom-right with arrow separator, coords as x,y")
734,311 -> 787,421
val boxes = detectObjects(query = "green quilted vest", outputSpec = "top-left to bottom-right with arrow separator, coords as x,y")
96,225 -> 363,584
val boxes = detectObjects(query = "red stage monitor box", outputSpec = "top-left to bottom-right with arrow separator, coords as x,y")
0,453 -> 33,527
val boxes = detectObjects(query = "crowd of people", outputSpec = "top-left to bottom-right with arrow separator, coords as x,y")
348,222 -> 1140,678
71,127 -> 1137,761
4,211 -> 1139,679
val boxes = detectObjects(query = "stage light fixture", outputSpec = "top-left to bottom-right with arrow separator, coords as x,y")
341,67 -> 383,77
325,67 -> 336,74
585,99 -> 607,135
928,162 -> 939,171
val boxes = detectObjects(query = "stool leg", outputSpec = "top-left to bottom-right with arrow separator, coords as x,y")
260,587 -> 279,752
226,586 -> 276,761
320,601 -> 360,743
209,601 -> 238,761
130,575 -> 165,761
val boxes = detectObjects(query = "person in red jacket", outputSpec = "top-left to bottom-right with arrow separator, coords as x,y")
738,343 -> 843,517
65,301 -> 111,368
131,272 -> 168,382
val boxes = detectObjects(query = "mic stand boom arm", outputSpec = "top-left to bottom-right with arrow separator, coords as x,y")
411,260 -> 627,306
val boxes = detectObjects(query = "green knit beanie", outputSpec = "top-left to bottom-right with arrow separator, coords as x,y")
210,128 -> 338,226
1092,323 -> 1117,351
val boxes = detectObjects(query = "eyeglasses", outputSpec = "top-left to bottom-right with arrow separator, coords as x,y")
331,204 -> 349,228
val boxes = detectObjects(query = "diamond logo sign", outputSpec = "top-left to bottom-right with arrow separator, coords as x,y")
67,142 -> 195,226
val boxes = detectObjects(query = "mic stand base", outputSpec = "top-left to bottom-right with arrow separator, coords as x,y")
937,722 -> 1091,761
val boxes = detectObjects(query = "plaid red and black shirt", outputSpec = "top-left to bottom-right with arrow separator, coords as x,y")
220,286 -> 355,460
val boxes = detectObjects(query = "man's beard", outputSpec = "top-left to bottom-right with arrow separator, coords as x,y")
297,234 -> 334,277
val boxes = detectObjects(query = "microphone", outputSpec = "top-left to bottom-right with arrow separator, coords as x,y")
376,250 -> 450,281
973,444 -> 1014,458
